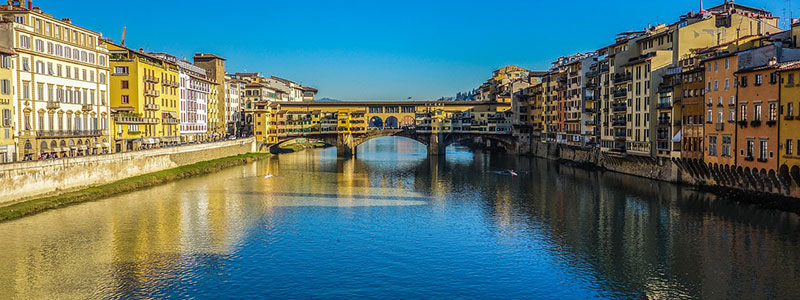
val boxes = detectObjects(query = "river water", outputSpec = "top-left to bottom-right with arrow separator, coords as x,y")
1,138 -> 799,299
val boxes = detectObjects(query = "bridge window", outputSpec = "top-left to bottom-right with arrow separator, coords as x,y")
401,106 -> 415,113
369,106 -> 383,113
385,106 -> 399,113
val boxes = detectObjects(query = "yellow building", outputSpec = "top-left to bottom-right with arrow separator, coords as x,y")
207,81 -> 221,139
779,62 -> 800,174
107,42 -> 180,152
0,47 -> 14,162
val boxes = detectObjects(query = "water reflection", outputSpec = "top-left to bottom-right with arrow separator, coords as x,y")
0,137 -> 798,299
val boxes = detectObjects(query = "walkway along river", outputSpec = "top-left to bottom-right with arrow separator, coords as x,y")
0,137 -> 799,299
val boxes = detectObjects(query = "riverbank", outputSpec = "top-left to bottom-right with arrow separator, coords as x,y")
0,152 -> 270,223
522,142 -> 800,214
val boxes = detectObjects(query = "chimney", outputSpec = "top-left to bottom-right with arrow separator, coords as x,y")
769,56 -> 777,66
61,17 -> 71,24
27,0 -> 31,10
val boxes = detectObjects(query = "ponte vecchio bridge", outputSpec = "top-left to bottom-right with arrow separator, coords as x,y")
251,101 -> 519,157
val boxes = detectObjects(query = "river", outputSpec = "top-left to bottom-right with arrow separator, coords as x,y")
1,138 -> 799,299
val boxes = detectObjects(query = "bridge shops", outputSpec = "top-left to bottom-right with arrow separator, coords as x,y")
249,100 -> 515,156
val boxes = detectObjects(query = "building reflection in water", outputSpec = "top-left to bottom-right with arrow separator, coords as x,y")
0,137 -> 798,299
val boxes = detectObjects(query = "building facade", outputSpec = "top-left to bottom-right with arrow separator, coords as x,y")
0,3 -> 112,160
108,43 -> 180,152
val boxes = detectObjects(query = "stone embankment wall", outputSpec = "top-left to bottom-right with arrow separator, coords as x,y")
526,141 -> 800,199
0,138 -> 256,205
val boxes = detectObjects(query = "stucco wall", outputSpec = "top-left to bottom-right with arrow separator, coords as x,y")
0,138 -> 256,205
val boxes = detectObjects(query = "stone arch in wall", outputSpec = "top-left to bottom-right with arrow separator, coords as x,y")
385,116 -> 399,129
369,116 -> 383,129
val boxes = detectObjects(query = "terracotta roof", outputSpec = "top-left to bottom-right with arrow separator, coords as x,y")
193,53 -> 226,61
778,61 -> 800,71
0,47 -> 17,56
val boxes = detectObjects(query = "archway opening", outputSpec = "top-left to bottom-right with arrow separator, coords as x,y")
369,116 -> 384,130
385,116 -> 399,129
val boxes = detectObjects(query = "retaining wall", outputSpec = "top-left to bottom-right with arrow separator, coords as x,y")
0,138 -> 256,205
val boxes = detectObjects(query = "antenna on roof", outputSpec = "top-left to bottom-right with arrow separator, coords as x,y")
699,0 -> 707,14
121,26 -> 126,46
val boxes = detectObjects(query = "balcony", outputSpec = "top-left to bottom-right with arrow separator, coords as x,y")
144,103 -> 160,111
758,157 -> 769,163
81,104 -> 93,111
612,104 -> 627,113
612,119 -> 626,127
750,120 -> 762,127
744,156 -> 754,161
144,89 -> 160,97
113,115 -> 160,124
36,130 -> 103,138
613,88 -> 627,98
767,120 -> 777,127
715,123 -> 724,131
162,118 -> 180,125
657,102 -> 672,110
46,101 -> 60,110
143,75 -> 160,83
738,120 -> 748,127
613,73 -> 633,84
658,118 -> 671,126
163,80 -> 178,87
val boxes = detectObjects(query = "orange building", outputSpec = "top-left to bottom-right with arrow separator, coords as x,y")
734,63 -> 780,172
703,53 -> 738,167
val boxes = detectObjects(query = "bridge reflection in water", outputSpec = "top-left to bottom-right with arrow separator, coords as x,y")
0,138 -> 798,299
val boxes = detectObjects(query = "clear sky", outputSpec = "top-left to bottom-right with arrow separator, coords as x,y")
38,0 -> 791,100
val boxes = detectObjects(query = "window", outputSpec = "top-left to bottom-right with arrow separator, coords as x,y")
0,80 -> 10,95
755,74 -> 763,86
22,82 -> 29,99
0,55 -> 11,69
725,59 -> 730,70
769,102 -> 777,121
789,102 -> 794,116
722,136 -> 731,157
1,109 -> 10,126
729,109 -> 735,122
725,79 -> 729,90
114,66 -> 128,75
740,104 -> 748,121
121,95 -> 129,104
746,139 -> 755,158
730,96 -> 735,105
121,80 -> 129,89
718,110 -> 723,123
709,136 -> 717,156
21,57 -> 28,71
19,35 -> 30,49
707,109 -> 713,123
760,140 -> 768,161
788,139 -> 794,156
714,80 -> 718,91
754,104 -> 762,121
741,75 -> 748,87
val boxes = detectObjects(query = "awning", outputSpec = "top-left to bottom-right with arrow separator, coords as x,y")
154,138 -> 161,144
145,138 -> 156,144
103,143 -> 111,148
672,130 -> 682,143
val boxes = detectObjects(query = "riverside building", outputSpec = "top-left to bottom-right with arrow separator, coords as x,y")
0,1 -> 112,160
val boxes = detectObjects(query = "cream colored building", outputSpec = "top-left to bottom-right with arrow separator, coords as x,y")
0,2 -> 111,160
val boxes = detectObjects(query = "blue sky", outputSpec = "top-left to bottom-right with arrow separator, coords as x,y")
40,0 -> 791,100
